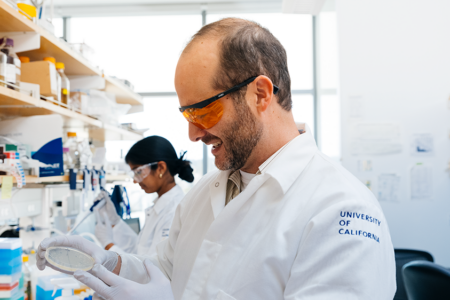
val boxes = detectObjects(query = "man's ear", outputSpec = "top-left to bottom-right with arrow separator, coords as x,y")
254,76 -> 275,113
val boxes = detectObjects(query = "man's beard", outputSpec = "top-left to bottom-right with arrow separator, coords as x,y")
206,93 -> 263,171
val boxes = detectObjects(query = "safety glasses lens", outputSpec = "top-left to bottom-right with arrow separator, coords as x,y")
182,101 -> 224,130
130,164 -> 152,182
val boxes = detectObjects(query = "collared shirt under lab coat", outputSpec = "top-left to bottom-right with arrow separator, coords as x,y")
110,185 -> 184,256
117,125 -> 396,300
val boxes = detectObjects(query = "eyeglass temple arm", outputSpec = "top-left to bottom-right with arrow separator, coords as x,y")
179,76 -> 279,112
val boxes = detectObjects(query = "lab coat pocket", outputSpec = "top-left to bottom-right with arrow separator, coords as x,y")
215,290 -> 236,300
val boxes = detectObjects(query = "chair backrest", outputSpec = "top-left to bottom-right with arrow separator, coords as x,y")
402,261 -> 450,300
394,249 -> 434,300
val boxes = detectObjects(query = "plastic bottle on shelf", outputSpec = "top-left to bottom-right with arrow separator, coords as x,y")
56,62 -> 70,107
43,57 -> 61,104
0,37 -> 21,90
64,132 -> 80,171
19,56 -> 30,63
0,51 -> 6,88
22,255 -> 32,300
17,2 -> 37,20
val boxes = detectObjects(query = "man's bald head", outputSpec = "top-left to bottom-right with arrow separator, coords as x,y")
181,17 -> 292,111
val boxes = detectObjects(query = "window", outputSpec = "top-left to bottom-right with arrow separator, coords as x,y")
70,15 -> 202,93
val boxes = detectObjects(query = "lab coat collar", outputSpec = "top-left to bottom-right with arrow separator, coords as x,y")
151,185 -> 183,215
208,123 -> 316,218
262,123 -> 318,194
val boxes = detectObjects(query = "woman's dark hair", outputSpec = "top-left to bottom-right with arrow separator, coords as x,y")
125,136 -> 194,183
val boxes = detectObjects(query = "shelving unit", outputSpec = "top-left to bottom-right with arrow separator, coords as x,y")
0,0 -> 143,106
0,86 -> 143,140
0,2 -> 144,185
104,76 -> 143,105
0,174 -> 130,185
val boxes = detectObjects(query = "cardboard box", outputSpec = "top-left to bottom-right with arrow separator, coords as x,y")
20,61 -> 57,98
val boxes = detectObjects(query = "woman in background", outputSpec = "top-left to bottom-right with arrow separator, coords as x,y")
94,135 -> 194,256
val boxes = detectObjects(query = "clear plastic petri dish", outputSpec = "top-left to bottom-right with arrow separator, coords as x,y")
45,246 -> 95,274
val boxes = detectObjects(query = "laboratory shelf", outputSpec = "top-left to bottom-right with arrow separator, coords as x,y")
0,86 -> 143,141
0,1 -> 143,105
0,174 -> 130,185
104,76 -> 143,106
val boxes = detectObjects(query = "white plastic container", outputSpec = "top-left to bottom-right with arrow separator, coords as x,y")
51,277 -> 80,300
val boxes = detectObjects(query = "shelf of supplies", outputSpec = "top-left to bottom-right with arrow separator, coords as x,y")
104,76 -> 143,106
0,174 -> 130,185
0,1 -> 143,105
0,86 -> 143,140
0,1 -> 100,76
0,85 -> 102,126
0,1 -> 35,32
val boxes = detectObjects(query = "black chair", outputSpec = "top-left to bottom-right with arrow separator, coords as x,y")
402,261 -> 450,300
394,249 -> 434,300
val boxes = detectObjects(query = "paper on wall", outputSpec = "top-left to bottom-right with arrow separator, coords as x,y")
377,173 -> 401,202
349,95 -> 364,118
411,163 -> 432,200
358,160 -> 373,172
351,122 -> 402,155
411,133 -> 434,156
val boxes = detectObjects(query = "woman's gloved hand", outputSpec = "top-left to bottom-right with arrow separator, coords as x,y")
74,259 -> 174,300
95,191 -> 121,226
94,209 -> 114,248
37,235 -> 119,274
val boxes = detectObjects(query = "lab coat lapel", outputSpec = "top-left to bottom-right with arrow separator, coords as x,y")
205,173 -> 271,242
209,170 -> 231,219
182,174 -> 271,300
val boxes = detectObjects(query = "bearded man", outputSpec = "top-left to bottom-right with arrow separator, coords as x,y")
37,18 -> 396,300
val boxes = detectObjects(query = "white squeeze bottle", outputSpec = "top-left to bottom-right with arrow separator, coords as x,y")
50,278 -> 80,300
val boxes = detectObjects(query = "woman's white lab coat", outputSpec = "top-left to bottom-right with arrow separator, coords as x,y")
117,126 -> 396,299
109,185 -> 184,256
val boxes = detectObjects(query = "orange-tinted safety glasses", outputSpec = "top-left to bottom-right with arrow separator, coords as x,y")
179,76 -> 279,130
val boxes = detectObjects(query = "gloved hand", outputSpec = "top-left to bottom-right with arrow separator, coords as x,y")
37,235 -> 119,274
74,259 -> 174,300
95,191 -> 121,226
94,209 -> 114,248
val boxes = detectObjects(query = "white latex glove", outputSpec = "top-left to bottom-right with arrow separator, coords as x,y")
37,235 -> 119,274
74,259 -> 174,300
95,191 -> 121,226
94,209 -> 114,248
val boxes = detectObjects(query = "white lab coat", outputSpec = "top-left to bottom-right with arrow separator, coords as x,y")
118,125 -> 396,300
110,185 -> 184,256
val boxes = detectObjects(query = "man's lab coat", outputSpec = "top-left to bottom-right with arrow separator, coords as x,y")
117,126 -> 396,300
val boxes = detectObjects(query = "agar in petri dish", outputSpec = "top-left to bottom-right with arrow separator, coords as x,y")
45,246 -> 95,273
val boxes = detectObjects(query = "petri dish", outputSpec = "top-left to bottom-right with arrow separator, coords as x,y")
45,246 -> 95,274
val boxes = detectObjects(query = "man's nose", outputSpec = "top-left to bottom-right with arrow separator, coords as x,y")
188,122 -> 207,142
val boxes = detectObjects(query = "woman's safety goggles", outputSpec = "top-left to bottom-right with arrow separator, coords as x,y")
179,76 -> 279,130
127,162 -> 158,183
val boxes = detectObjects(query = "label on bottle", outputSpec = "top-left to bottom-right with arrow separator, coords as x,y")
16,68 -> 21,75
62,88 -> 68,95
6,64 -> 16,83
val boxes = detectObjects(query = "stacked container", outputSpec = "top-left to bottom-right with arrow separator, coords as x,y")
36,275 -> 67,300
0,239 -> 25,300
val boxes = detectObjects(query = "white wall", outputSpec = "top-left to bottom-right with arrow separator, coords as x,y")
337,0 -> 450,266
